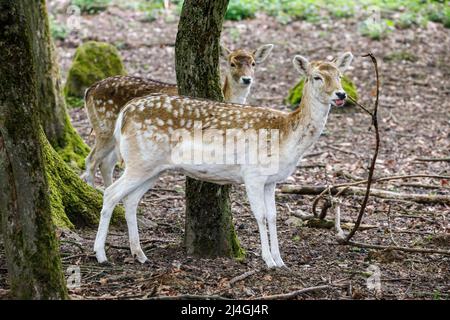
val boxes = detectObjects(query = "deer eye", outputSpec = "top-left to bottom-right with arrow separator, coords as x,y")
252,62 -> 256,67
313,76 -> 322,81
230,63 -> 236,68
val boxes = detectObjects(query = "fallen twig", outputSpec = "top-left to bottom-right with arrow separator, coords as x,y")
281,185 -> 450,205
229,269 -> 259,286
414,157 -> 450,162
340,241 -> 450,256
399,182 -> 449,190
146,294 -> 231,300
326,145 -> 361,158
252,285 -> 331,300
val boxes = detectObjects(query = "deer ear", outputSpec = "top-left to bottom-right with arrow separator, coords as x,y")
335,52 -> 353,72
220,45 -> 231,60
253,44 -> 274,64
293,55 -> 309,76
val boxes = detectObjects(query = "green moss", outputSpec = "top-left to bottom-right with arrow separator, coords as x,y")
64,41 -> 126,108
40,130 -> 124,229
65,96 -> 84,108
285,75 -> 358,110
72,0 -> 111,14
229,222 -> 246,261
53,115 -> 90,170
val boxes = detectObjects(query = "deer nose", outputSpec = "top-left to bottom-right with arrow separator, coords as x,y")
336,92 -> 346,100
241,77 -> 252,85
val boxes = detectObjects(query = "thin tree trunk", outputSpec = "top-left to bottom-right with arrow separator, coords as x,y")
0,0 -> 67,299
175,0 -> 243,258
36,0 -> 89,169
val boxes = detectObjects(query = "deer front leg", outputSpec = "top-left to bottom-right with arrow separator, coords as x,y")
245,180 -> 277,268
264,183 -> 286,267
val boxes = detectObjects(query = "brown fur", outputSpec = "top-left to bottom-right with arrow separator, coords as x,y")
120,59 -> 342,148
222,49 -> 257,102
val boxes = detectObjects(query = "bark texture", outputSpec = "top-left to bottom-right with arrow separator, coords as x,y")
0,0 -> 68,299
175,0 -> 243,258
36,0 -> 89,169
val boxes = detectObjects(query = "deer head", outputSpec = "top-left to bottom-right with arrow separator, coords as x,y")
221,44 -> 274,103
293,52 -> 353,107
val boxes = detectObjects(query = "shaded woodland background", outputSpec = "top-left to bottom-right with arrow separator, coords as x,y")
1,0 -> 449,299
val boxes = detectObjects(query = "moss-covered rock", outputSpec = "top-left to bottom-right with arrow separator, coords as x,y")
285,75 -> 358,110
64,41 -> 126,107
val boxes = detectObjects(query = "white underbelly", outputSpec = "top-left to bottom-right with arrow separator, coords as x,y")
178,164 -> 244,185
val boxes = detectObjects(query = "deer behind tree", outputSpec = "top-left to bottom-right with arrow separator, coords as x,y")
82,45 -> 273,187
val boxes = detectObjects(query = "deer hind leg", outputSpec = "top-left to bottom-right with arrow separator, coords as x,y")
264,183 -> 285,267
83,137 -> 116,188
245,179 -> 277,268
81,144 -> 98,187
93,170 -> 152,263
122,177 -> 157,263
99,150 -> 118,188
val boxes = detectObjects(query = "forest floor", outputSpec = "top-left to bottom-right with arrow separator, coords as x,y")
1,4 -> 449,300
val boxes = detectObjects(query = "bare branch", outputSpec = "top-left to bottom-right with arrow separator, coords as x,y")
345,53 -> 380,242
339,241 -> 450,256
414,157 -> 450,162
282,185 -> 450,205
252,285 -> 331,300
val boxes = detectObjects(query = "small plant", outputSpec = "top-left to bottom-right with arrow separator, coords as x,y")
138,0 -> 165,22
396,12 -> 417,29
71,0 -> 111,14
225,0 -> 258,21
284,1 -> 321,22
49,15 -> 69,41
326,0 -> 356,19
420,1 -> 450,28
358,18 -> 394,40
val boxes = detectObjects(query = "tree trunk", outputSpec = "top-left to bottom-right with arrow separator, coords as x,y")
175,0 -> 243,258
0,0 -> 67,299
0,0 -> 123,231
36,0 -> 89,169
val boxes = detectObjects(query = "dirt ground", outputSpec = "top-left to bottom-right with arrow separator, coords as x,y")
1,4 -> 449,299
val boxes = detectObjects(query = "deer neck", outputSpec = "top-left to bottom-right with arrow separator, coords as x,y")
282,84 -> 331,162
222,74 -> 251,104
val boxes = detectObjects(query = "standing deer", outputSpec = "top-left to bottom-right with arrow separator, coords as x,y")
93,52 -> 353,268
82,44 -> 274,187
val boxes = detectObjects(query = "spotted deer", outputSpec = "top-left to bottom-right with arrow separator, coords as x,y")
93,52 -> 354,268
82,44 -> 274,187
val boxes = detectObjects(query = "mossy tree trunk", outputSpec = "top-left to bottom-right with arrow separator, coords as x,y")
0,0 -> 68,299
0,0 -> 124,232
175,0 -> 243,258
36,0 -> 89,169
